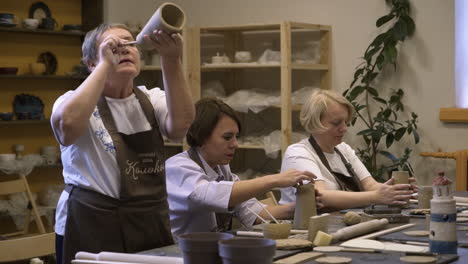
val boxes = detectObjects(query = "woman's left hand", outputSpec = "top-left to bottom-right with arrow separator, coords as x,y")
144,30 -> 183,59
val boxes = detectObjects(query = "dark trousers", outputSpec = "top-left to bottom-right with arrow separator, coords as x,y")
56,233 -> 64,264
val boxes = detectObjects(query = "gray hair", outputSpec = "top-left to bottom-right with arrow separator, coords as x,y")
82,23 -> 133,66
300,89 -> 354,134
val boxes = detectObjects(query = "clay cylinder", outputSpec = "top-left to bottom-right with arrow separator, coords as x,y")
417,186 -> 433,209
429,198 -> 457,254
178,232 -> 234,264
218,238 -> 276,264
293,184 -> 317,230
136,2 -> 186,50
392,171 -> 410,207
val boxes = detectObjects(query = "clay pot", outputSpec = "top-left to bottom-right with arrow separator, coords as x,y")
178,232 -> 234,264
218,238 -> 276,264
263,222 -> 291,239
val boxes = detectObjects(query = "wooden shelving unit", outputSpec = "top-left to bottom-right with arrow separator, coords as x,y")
186,21 -> 331,162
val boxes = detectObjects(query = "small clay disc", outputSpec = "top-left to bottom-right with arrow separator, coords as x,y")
404,230 -> 430,237
400,256 -> 437,264
315,256 -> 352,264
313,246 -> 343,252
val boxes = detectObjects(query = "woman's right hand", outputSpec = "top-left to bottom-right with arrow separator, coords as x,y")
269,169 -> 316,188
97,36 -> 121,69
374,178 -> 414,205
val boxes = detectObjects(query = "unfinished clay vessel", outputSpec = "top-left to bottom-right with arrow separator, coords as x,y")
136,2 -> 186,50
178,232 -> 234,264
218,238 -> 276,264
418,185 -> 433,209
293,183 -> 317,229
263,222 -> 291,239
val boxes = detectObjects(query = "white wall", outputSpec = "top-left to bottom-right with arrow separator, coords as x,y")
105,0 -> 459,185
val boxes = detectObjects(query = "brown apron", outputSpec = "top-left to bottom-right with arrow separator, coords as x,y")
187,148 -> 233,232
63,88 -> 173,264
308,136 -> 363,192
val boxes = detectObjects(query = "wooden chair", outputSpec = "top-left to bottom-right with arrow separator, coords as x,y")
0,232 -> 55,262
420,150 -> 468,191
0,175 -> 55,263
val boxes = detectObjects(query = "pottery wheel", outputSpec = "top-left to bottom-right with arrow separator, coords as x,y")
315,256 -> 352,264
275,238 -> 313,250
313,246 -> 343,252
400,256 -> 437,263
404,230 -> 430,237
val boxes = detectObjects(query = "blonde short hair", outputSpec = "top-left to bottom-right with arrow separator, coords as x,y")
300,89 -> 354,134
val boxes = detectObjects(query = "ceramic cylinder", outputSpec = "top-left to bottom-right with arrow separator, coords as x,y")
136,2 -> 186,50
392,171 -> 410,207
429,197 -> 457,254
293,184 -> 317,230
418,186 -> 433,209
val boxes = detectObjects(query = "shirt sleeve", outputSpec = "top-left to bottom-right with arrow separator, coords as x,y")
137,86 -> 169,138
52,91 -> 74,114
165,154 -> 235,213
234,197 -> 265,228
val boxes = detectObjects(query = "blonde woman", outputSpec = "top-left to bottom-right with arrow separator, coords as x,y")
279,89 -> 416,211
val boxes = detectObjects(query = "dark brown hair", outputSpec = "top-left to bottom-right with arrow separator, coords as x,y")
187,97 -> 241,147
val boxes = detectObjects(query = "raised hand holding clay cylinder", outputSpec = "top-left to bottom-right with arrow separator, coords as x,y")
293,183 -> 317,229
136,2 -> 186,50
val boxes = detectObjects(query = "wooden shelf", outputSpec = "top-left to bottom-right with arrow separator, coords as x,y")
0,74 -> 86,80
238,144 -> 264,150
201,63 -> 328,71
0,27 -> 85,37
0,119 -> 50,125
200,22 -> 331,33
439,108 -> 468,123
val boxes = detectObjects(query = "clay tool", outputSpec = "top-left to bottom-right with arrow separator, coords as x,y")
119,41 -> 137,47
256,200 -> 280,224
246,207 -> 268,224
75,251 -> 182,264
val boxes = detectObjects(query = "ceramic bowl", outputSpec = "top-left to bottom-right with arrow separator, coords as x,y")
234,51 -> 252,63
22,18 -> 39,29
263,222 -> 292,239
0,112 -> 14,121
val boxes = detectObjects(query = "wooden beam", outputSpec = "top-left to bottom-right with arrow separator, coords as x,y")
439,108 -> 468,122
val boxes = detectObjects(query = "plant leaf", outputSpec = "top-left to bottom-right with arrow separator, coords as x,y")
413,129 -> 420,144
379,150 -> 398,161
395,127 -> 406,140
386,133 -> 394,148
373,96 -> 387,104
376,14 -> 395,27
368,87 -> 379,96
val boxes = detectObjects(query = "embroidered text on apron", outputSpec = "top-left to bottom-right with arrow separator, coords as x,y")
63,88 -> 173,264
308,136 -> 363,192
187,148 -> 233,232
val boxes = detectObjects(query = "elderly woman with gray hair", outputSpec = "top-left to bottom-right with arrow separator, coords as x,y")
279,89 -> 416,211
50,23 -> 194,264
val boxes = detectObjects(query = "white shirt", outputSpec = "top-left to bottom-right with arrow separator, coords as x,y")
279,139 -> 371,204
165,149 -> 265,239
53,86 -> 168,235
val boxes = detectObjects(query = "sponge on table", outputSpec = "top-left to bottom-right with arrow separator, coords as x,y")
313,231 -> 333,246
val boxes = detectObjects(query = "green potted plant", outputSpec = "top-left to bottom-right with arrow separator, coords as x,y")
343,0 -> 419,182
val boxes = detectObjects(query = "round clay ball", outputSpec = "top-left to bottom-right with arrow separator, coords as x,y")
343,211 -> 361,226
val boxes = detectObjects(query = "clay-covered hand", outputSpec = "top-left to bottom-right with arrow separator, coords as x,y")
144,30 -> 183,59
97,36 -> 122,69
269,169 -> 316,188
375,178 -> 414,205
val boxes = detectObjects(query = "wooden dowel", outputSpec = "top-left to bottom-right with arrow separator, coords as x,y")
357,223 -> 416,240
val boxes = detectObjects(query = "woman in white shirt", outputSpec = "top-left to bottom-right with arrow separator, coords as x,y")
280,89 -> 416,211
165,98 -> 318,238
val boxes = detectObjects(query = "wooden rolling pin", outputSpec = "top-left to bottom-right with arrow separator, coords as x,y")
331,218 -> 389,242
75,252 -> 183,264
